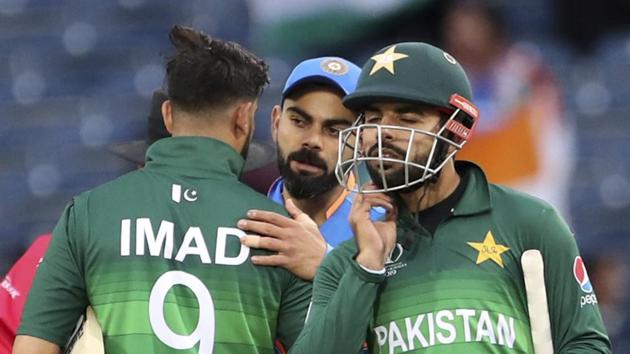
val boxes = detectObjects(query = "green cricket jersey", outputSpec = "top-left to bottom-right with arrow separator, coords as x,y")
291,161 -> 611,354
18,137 -> 312,353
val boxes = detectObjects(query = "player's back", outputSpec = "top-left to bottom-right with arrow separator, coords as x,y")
20,137 -> 311,354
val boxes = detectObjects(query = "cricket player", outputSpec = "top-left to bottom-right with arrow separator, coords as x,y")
289,42 -> 611,353
1,90 -> 171,354
13,26 -> 311,354
238,56 -> 384,281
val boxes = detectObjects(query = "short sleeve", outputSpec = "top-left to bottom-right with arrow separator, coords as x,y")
17,201 -> 89,347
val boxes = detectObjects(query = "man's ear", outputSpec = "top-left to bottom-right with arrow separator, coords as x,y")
271,105 -> 282,143
162,100 -> 174,134
232,100 -> 254,139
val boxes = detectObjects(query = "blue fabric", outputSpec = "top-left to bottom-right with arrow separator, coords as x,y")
268,178 -> 385,249
282,57 -> 361,98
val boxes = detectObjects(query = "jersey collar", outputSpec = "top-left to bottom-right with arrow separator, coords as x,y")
451,160 -> 492,216
144,137 -> 244,179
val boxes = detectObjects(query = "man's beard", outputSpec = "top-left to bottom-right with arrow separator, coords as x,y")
277,145 -> 340,199
365,142 -> 434,193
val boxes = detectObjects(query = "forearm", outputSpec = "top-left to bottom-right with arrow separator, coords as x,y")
12,335 -> 61,354
289,261 -> 383,353
556,332 -> 612,354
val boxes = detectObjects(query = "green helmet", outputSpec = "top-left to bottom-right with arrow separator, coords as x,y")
336,42 -> 480,194
343,42 -> 475,112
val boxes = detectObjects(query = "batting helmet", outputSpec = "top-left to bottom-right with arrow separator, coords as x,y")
336,42 -> 480,193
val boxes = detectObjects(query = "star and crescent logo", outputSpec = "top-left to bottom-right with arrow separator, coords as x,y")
172,184 -> 198,203
467,231 -> 510,268
369,45 -> 409,75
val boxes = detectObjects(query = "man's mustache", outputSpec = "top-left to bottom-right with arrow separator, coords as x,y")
287,148 -> 328,171
367,142 -> 406,159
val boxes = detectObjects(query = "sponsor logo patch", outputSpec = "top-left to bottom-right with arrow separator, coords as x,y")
573,256 -> 593,293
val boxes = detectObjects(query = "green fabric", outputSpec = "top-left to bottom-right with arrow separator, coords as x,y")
253,0 -> 434,58
343,42 -> 473,110
19,137 -> 312,353
290,161 -> 611,353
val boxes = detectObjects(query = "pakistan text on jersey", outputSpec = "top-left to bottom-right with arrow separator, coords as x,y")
373,309 -> 519,353
119,218 -> 249,265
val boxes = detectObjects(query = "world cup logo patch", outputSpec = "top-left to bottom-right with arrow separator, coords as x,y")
573,256 -> 593,293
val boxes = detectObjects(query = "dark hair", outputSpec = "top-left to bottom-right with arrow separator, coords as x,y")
166,25 -> 269,112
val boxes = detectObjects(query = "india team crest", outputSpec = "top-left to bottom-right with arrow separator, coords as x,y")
573,256 -> 593,293
320,58 -> 349,75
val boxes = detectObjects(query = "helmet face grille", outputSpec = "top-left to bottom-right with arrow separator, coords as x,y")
335,110 -> 468,194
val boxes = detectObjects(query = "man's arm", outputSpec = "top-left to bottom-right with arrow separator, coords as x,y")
536,207 -> 611,353
275,273 -> 312,350
15,201 -> 89,351
290,185 -> 397,353
289,252 -> 384,354
12,335 -> 60,354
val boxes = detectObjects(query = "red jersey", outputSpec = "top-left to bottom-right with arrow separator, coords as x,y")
0,234 -> 51,354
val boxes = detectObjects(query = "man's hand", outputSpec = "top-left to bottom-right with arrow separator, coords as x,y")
238,199 -> 327,281
350,183 -> 398,271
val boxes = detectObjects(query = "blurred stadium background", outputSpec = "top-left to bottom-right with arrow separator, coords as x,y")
0,0 -> 628,349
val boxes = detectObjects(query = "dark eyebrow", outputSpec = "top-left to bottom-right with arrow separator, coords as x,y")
287,106 -> 352,127
322,118 -> 353,128
286,106 -> 313,122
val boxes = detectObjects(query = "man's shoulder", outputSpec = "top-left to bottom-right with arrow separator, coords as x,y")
73,169 -> 145,202
73,170 -> 287,215
487,183 -> 570,242
233,182 -> 288,215
459,160 -> 558,218
488,183 -> 558,218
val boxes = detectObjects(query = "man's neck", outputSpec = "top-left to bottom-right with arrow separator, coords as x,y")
283,185 -> 346,226
399,161 -> 461,213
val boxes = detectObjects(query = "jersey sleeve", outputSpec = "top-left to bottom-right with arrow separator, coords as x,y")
289,247 -> 384,354
275,272 -> 312,350
17,201 -> 89,347
535,207 -> 611,353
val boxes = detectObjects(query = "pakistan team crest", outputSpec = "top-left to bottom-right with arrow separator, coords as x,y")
467,231 -> 510,268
